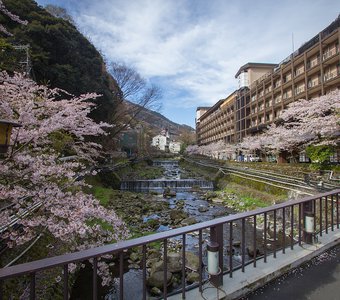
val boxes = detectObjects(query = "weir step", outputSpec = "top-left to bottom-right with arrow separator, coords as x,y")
120,179 -> 214,192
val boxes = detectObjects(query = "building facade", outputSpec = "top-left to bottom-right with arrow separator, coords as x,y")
151,134 -> 169,151
196,16 -> 340,146
196,92 -> 236,145
169,141 -> 181,153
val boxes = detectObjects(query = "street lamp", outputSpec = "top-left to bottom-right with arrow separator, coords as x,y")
0,119 -> 22,155
207,241 -> 220,275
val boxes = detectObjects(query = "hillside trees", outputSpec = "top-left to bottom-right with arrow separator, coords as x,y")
0,0 -> 27,36
108,61 -> 162,137
0,72 -> 128,282
1,0 -> 121,125
44,4 -> 75,24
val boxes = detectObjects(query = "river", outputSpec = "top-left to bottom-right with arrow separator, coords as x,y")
70,159 -> 255,300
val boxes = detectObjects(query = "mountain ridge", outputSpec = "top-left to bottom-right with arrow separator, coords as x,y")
125,100 -> 194,138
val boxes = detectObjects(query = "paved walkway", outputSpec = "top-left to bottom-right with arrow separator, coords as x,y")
168,227 -> 340,300
241,244 -> 340,300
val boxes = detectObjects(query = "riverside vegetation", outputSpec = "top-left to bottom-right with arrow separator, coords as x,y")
1,156 -> 292,299
71,157 -> 289,297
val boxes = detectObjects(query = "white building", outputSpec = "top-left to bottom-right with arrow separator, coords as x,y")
169,141 -> 181,154
152,129 -> 181,153
151,134 -> 169,151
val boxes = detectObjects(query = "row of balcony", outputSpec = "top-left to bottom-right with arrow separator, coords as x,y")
250,43 -> 339,96
200,111 -> 234,126
199,128 -> 235,140
199,127 -> 234,138
249,67 -> 339,105
200,115 -> 234,128
250,115 -> 274,127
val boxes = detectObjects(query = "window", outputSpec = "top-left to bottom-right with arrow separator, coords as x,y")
299,152 -> 310,163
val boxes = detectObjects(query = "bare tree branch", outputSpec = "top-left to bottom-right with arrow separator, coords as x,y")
108,62 -> 162,138
109,62 -> 145,99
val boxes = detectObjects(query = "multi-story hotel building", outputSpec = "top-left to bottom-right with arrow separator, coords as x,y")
196,15 -> 340,146
196,92 -> 236,145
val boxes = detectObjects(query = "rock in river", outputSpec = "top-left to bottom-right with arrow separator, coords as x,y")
147,271 -> 172,288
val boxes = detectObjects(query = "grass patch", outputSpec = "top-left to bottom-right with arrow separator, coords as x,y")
86,218 -> 114,232
225,174 -> 288,196
92,186 -> 114,206
217,182 -> 287,212
179,158 -> 217,180
117,161 -> 164,180
84,174 -> 104,187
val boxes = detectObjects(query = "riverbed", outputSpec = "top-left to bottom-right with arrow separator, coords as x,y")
70,159 -> 256,300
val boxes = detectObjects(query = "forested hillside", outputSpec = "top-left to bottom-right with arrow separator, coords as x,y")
0,0 -> 121,123
0,0 -> 195,146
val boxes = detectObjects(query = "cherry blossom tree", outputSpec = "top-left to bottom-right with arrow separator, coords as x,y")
240,90 -> 340,162
186,141 -> 237,160
239,135 -> 264,153
0,72 -> 128,284
265,91 -> 339,150
185,144 -> 200,155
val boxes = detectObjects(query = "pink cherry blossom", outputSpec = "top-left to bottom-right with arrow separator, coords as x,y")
240,90 -> 340,155
0,72 -> 128,284
0,0 -> 28,36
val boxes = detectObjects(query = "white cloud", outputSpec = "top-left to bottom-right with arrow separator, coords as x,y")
37,0 -> 340,126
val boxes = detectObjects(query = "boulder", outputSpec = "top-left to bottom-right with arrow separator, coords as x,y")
181,217 -> 197,226
163,187 -> 176,198
147,271 -> 172,289
129,252 -> 141,262
233,240 -> 241,247
246,246 -> 259,257
150,287 -> 162,296
146,257 -> 159,268
213,210 -> 226,217
186,272 -> 200,283
167,252 -> 182,273
128,263 -> 140,269
204,191 -> 218,201
198,205 -> 209,213
176,200 -> 185,208
212,198 -> 224,204
226,246 -> 235,255
185,252 -> 200,271
150,260 -> 165,274
170,210 -> 188,222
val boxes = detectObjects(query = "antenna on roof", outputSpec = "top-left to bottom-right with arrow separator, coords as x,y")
292,33 -> 295,53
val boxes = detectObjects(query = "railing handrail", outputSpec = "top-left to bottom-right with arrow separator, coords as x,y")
0,189 -> 339,280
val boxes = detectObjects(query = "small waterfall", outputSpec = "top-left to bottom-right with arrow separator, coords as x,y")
152,160 -> 179,167
120,179 -> 213,192
120,160 -> 213,192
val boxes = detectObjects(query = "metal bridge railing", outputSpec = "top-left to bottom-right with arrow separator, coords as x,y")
0,189 -> 339,300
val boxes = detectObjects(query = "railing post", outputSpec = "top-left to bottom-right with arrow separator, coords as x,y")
30,273 -> 36,300
303,200 -> 314,244
93,257 -> 98,300
0,280 -> 3,300
209,224 -> 223,287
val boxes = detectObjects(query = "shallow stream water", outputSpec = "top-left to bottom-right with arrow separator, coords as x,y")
71,160 -> 254,300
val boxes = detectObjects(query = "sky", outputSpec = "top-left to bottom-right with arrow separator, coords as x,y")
35,0 -> 340,128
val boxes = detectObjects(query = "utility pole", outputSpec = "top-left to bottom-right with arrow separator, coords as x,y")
13,44 -> 31,76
